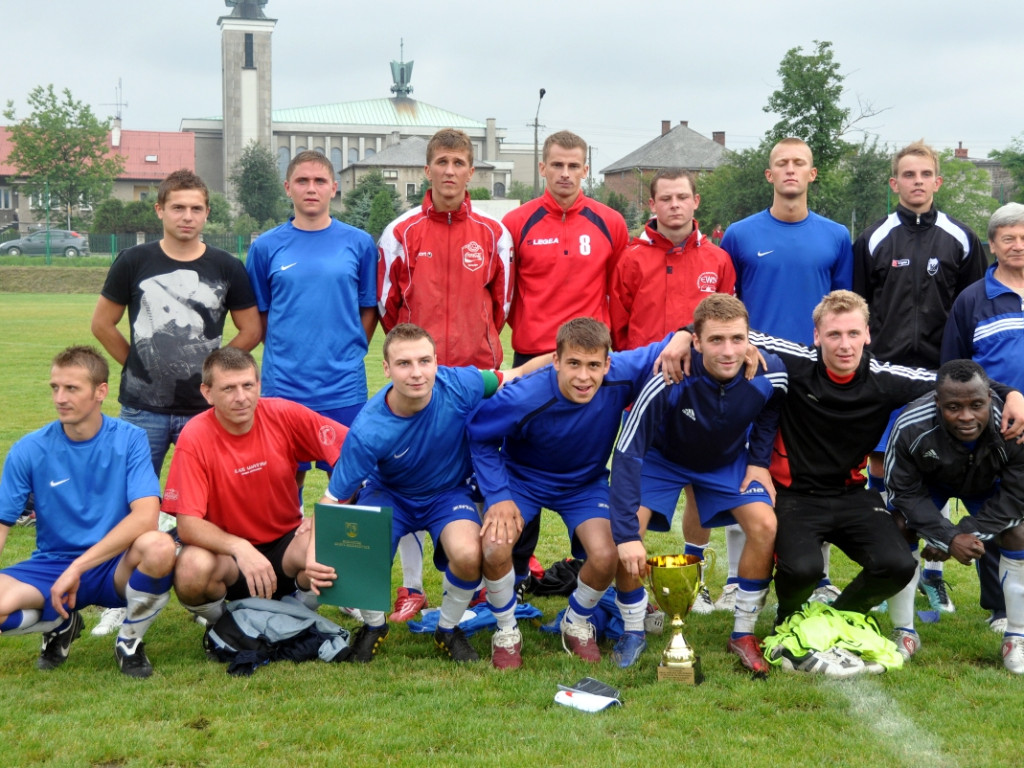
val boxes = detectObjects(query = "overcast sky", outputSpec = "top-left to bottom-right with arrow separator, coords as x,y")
7,0 -> 1022,176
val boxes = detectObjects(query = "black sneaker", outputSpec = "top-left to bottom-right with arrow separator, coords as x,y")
349,623 -> 389,663
434,627 -> 480,663
37,611 -> 83,670
114,637 -> 154,678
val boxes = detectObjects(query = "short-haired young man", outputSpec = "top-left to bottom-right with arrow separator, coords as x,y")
854,141 -> 987,611
0,346 -> 176,677
503,130 -> 629,365
611,295 -> 786,673
884,360 -> 1024,671
943,201 -> 1024,632
750,292 -> 1024,674
467,318 -> 691,668
91,170 -> 260,614
610,169 -> 736,351
163,348 -> 347,627
308,325 -> 541,664
377,128 -> 514,622
245,150 -> 378,498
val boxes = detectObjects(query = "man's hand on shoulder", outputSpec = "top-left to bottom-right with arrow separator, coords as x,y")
654,331 -> 692,383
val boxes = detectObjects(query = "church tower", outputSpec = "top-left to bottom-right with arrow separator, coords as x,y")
219,0 -> 275,201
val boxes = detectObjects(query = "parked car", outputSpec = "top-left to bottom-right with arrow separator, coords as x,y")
0,229 -> 91,257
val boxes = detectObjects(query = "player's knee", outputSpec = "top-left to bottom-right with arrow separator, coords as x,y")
481,539 -> 513,566
173,546 -> 217,594
775,555 -> 823,586
740,509 -> 777,544
136,531 -> 177,576
445,539 -> 482,574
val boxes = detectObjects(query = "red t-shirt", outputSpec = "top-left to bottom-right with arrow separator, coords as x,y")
163,398 -> 346,545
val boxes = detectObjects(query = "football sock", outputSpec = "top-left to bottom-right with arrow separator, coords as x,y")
683,542 -> 707,560
292,586 -> 319,611
615,586 -> 648,633
120,569 -> 172,641
0,609 -> 59,635
732,577 -> 770,636
999,549 -> 1024,635
924,503 -> 952,576
565,578 -> 604,624
360,609 -> 387,627
725,524 -> 744,580
818,543 -> 833,587
484,569 -> 517,630
398,531 -> 426,592
888,547 -> 919,630
185,597 -> 226,625
438,568 -> 477,630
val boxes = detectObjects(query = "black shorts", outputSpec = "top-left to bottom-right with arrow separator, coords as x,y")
225,528 -> 299,601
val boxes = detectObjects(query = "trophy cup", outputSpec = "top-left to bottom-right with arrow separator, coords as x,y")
647,552 -> 714,684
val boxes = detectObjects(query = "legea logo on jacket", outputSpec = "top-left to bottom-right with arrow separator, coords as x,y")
462,241 -> 484,272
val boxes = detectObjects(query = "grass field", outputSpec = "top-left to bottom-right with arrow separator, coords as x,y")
0,293 -> 1018,768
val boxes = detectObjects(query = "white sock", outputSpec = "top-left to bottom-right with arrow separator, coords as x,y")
293,587 -> 319,611
821,542 -> 832,582
565,578 -> 605,624
733,585 -> 769,635
185,597 -> 226,625
398,531 -> 426,592
725,524 -> 744,580
360,609 -> 387,627
119,571 -> 172,641
1000,551 -> 1024,635
438,569 -> 478,630
889,548 -> 920,631
484,569 -> 517,630
615,587 -> 648,633
0,609 -> 56,636
924,503 -> 951,575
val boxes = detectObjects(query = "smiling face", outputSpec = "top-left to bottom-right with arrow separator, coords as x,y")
890,154 -> 942,214
284,160 -> 338,226
813,310 -> 870,377
766,141 -> 817,200
425,148 -> 474,212
201,364 -> 261,435
155,189 -> 209,243
936,375 -> 991,443
553,344 -> 610,404
540,145 -> 588,209
382,337 -> 438,415
693,317 -> 749,382
50,364 -> 106,433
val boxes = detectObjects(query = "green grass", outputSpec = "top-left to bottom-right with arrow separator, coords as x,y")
0,293 -> 1018,768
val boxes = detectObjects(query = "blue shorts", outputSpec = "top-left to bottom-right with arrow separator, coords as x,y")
509,475 -> 609,560
640,448 -> 772,532
299,403 -> 364,473
873,406 -> 907,454
358,482 -> 481,571
1,554 -> 126,622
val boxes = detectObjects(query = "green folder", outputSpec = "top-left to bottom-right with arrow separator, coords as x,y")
313,502 -> 393,612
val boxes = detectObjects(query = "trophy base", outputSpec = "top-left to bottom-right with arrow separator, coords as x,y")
657,657 -> 703,685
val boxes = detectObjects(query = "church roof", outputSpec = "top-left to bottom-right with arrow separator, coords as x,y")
271,98 -> 486,129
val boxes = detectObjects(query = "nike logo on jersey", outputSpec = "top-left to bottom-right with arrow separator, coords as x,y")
280,262 -> 298,271
393,447 -> 410,459
50,478 -> 70,487
757,250 -> 774,257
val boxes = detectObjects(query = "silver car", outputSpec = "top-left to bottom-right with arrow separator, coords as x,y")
0,229 -> 91,257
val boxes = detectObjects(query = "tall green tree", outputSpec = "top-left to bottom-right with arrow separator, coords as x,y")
694,144 -> 773,230
3,85 -> 124,227
935,150 -> 998,239
230,141 -> 287,223
366,189 -> 398,240
507,180 -> 538,203
989,135 -> 1024,203
763,41 -> 850,173
340,170 -> 401,231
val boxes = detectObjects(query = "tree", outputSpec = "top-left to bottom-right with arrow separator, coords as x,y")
229,140 -> 287,223
507,180 -> 537,203
340,170 -> 401,231
366,189 -> 398,240
989,135 -> 1024,203
3,84 -> 124,228
469,187 -> 492,200
91,198 -> 126,233
407,176 -> 429,207
934,151 -> 998,239
764,41 -> 851,173
694,144 -> 774,230
208,192 -> 233,228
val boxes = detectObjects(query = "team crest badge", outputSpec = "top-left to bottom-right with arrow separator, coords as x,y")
319,425 -> 337,445
697,271 -> 719,293
927,257 -> 939,276
346,522 -> 358,538
462,241 -> 484,272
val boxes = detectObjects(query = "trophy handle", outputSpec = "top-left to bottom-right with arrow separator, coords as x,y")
700,547 -> 717,585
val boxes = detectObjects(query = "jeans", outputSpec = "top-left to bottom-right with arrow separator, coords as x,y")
119,406 -> 195,476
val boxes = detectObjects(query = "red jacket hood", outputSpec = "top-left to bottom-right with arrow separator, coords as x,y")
422,189 -> 471,222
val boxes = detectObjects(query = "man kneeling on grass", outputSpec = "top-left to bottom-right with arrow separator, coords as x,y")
885,359 -> 1024,673
0,346 -> 175,678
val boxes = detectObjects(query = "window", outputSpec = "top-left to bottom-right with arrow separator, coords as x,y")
365,148 -> 376,158
314,147 -> 325,155
0,187 -> 11,210
493,182 -> 506,198
348,147 -> 359,164
331,148 -> 343,179
406,183 -> 417,198
277,147 -> 289,179
244,33 -> 254,68
383,170 -> 398,180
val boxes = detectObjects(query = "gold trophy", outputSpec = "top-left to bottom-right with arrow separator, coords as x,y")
647,552 -> 714,684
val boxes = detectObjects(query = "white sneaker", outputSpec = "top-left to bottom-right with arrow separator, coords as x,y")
809,583 -> 842,605
1002,634 -> 1024,674
91,607 -> 126,637
770,645 -> 864,678
989,615 -> 1008,634
691,585 -> 714,615
714,583 -> 739,612
893,628 -> 920,662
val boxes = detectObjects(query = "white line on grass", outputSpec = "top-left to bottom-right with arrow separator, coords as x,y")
838,680 -> 955,767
